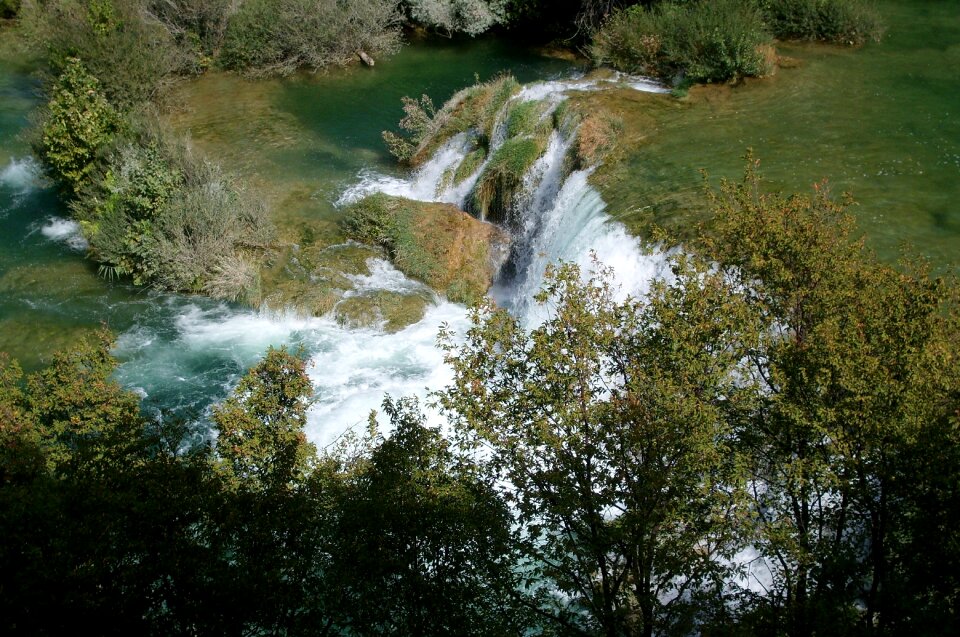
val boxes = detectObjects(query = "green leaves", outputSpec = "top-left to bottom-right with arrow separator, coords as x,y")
213,346 -> 315,491
38,58 -> 118,195
440,256 -> 756,635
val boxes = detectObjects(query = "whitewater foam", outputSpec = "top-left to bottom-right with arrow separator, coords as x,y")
0,156 -> 41,192
40,217 -> 89,251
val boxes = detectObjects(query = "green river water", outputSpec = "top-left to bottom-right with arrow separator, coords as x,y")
1,0 -> 957,433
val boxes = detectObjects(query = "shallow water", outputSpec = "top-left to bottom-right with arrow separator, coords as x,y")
611,0 -> 960,270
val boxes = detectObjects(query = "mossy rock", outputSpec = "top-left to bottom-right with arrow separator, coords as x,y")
257,241 -> 385,315
344,193 -> 510,305
453,147 -> 486,185
471,135 -> 549,225
406,75 -> 520,167
333,289 -> 433,333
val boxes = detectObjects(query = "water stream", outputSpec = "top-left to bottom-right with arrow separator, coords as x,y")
2,1 -> 959,446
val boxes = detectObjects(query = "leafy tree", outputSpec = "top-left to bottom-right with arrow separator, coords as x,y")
323,396 -> 526,635
213,346 -> 316,492
440,257 -> 758,636
702,159 -> 960,635
37,57 -> 118,194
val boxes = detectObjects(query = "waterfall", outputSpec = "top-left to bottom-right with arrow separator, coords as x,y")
106,75 -> 671,449
340,77 -> 671,329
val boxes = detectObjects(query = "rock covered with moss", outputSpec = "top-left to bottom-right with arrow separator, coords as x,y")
344,193 -> 510,305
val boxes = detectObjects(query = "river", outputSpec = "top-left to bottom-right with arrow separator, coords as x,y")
1,0 -> 957,446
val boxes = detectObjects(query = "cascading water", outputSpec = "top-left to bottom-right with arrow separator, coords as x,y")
7,73 -> 671,450
340,77 -> 672,329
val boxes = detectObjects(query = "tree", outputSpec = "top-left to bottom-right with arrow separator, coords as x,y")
324,396 -> 527,635
213,346 -> 316,491
439,256 -> 758,636
38,57 -> 118,194
702,159 -> 960,635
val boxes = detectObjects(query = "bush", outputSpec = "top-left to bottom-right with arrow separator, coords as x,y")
591,0 -> 773,84
404,0 -> 507,36
69,115 -> 271,298
37,58 -> 119,194
220,0 -> 401,76
20,0 -> 195,106
145,0 -> 233,57
759,0 -> 883,45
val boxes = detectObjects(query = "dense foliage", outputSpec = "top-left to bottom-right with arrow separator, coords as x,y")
219,0 -> 401,76
759,0 -> 883,45
591,0 -> 774,84
3,163 -> 957,635
591,0 -> 883,85
34,59 -> 271,298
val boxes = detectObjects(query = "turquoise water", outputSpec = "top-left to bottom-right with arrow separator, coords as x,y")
0,36 -> 578,433
2,7 -> 959,433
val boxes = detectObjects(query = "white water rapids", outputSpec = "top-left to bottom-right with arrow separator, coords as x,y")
16,76 -> 670,450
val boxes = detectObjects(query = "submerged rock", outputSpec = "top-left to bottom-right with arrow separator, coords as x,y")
344,193 -> 510,305
334,289 -> 433,333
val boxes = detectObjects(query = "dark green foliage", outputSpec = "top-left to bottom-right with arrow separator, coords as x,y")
214,347 -> 315,491
219,0 -> 402,76
37,57 -> 118,194
146,0 -> 233,58
0,0 -> 19,18
591,0 -> 773,84
324,396 -> 527,635
760,0 -> 883,45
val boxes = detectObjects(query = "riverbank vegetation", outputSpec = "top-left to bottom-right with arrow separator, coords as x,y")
592,0 -> 883,85
3,164 -> 958,634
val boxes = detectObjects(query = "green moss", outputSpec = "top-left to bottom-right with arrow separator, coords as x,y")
506,100 -> 548,139
334,290 -> 432,333
453,147 -> 487,185
343,194 -> 508,303
471,136 -> 548,224
389,74 -> 521,166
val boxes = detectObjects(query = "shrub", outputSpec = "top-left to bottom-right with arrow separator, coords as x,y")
220,0 -> 401,76
759,0 -> 883,45
37,58 -> 119,194
591,0 -> 773,84
69,116 -> 272,298
20,0 -> 194,105
145,0 -> 233,57
404,0 -> 507,36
